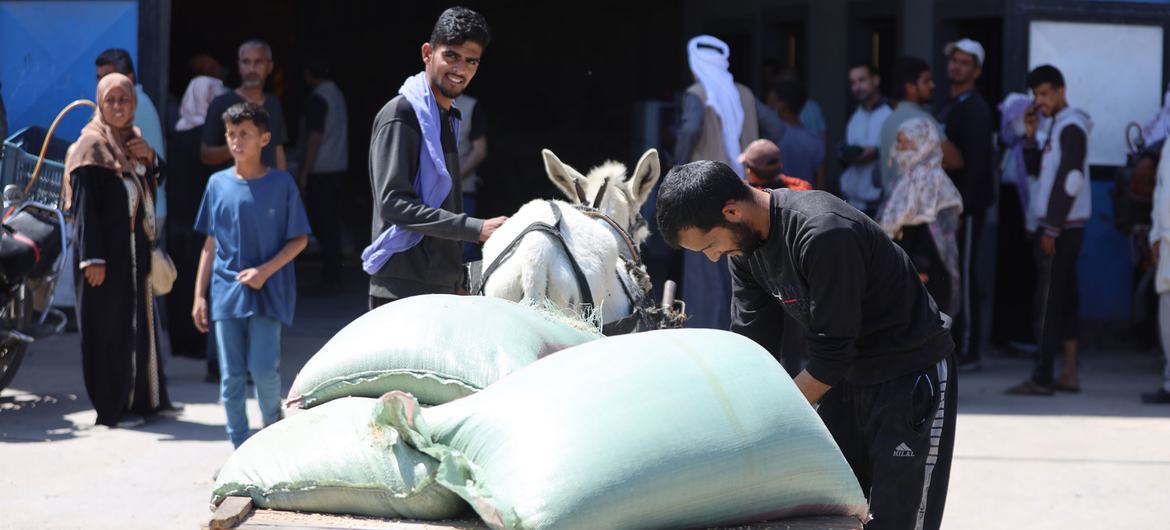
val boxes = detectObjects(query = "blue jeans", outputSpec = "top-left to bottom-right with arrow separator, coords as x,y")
215,315 -> 283,447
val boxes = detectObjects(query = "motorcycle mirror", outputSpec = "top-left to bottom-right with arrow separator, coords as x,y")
3,185 -> 22,203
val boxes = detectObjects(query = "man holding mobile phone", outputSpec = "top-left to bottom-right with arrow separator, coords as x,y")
1006,65 -> 1092,396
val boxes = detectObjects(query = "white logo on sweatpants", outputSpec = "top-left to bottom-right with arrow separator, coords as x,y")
894,442 -> 915,457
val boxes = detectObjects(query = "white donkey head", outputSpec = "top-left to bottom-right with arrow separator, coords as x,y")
479,148 -> 662,332
541,148 -> 661,243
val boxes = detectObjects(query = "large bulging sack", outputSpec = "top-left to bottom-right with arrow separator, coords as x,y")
382,328 -> 870,530
286,295 -> 601,409
212,397 -> 467,519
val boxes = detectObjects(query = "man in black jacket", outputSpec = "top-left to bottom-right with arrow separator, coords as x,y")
938,39 -> 995,372
366,7 -> 506,309
656,160 -> 956,530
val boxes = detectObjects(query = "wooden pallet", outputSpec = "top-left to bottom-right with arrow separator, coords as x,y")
202,497 -> 865,530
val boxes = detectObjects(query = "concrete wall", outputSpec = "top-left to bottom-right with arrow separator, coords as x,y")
805,0 -> 848,181
138,0 -> 170,116
900,0 -> 935,63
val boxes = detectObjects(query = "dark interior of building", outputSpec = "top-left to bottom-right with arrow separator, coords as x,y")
169,1 -> 686,233
167,1 -> 1011,300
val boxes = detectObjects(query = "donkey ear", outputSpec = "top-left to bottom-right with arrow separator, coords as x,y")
542,149 -> 587,202
626,148 -> 661,207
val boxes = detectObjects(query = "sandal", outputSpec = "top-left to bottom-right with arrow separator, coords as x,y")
1005,380 -> 1055,396
1053,380 -> 1081,393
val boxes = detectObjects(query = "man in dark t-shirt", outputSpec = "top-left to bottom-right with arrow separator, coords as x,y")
656,160 -> 957,530
937,39 -> 995,372
200,39 -> 288,170
299,52 -> 348,289
455,93 -> 488,262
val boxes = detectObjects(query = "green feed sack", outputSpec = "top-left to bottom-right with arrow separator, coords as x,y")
212,397 -> 467,519
381,328 -> 870,530
286,295 -> 601,409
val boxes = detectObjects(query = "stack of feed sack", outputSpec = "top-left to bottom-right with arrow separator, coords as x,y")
286,294 -> 602,409
381,328 -> 870,530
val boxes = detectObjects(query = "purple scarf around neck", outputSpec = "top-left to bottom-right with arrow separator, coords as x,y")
361,71 -> 460,274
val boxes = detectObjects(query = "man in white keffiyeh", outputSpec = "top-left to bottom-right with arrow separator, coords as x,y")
687,35 -> 746,175
674,35 -> 784,331
879,117 -> 964,315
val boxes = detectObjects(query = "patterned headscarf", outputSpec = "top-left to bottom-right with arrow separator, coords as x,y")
879,117 -> 964,315
880,118 -> 963,235
65,75 -> 140,174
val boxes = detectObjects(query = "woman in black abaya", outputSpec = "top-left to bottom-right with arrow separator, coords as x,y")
64,73 -> 177,428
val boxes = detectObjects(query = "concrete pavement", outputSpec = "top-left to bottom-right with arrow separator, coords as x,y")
1,277 -> 1168,529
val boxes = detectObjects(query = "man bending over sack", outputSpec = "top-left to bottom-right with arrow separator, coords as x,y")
655,160 -> 957,530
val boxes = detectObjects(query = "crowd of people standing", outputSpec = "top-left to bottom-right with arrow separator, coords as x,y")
47,5 -> 1170,455
666,34 -> 1146,403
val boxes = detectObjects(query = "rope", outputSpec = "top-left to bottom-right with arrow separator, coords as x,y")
3,99 -> 96,222
24,99 -> 96,198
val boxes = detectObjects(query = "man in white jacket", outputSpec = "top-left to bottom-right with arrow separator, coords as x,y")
1144,140 -> 1170,404
1007,65 -> 1092,396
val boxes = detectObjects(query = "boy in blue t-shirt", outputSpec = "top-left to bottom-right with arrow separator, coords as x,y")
193,102 -> 311,447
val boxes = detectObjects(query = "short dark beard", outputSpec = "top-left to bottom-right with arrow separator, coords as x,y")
429,71 -> 464,100
726,220 -> 763,256
436,82 -> 462,99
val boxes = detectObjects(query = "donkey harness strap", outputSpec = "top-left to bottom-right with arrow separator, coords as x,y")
476,201 -> 595,308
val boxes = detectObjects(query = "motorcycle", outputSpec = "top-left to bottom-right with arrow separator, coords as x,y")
0,184 -> 67,392
0,100 -> 86,393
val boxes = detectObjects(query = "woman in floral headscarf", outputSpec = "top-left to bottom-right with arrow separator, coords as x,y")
878,117 -> 964,315
65,73 -> 177,428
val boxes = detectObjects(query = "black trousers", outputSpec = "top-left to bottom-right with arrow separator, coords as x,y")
368,295 -> 397,311
1031,228 -> 1083,385
368,281 -> 459,312
165,227 -> 208,359
898,225 -> 953,315
306,171 -> 344,282
953,210 -> 986,364
818,355 -> 957,530
991,185 -> 1037,346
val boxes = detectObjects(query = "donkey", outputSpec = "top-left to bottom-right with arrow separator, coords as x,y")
480,148 -> 661,330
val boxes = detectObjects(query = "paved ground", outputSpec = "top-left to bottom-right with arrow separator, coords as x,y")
2,274 -> 1168,529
